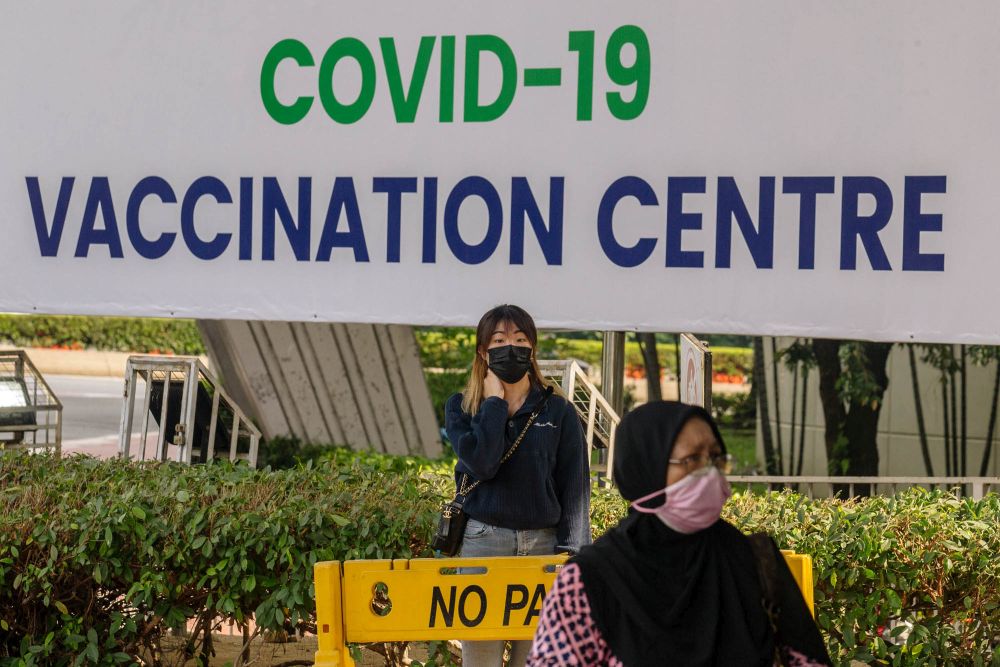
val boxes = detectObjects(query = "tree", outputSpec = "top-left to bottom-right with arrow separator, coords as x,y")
753,336 -> 780,474
907,343 -> 935,475
812,339 -> 893,495
921,345 -> 961,475
770,338 -> 784,473
780,340 -> 815,475
918,344 -> 1000,477
636,332 -> 662,402
969,346 -> 1000,476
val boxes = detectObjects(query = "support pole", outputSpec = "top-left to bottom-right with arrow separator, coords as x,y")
601,331 -> 626,416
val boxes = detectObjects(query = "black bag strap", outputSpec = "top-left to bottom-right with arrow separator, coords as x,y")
748,532 -> 782,635
458,386 -> 554,497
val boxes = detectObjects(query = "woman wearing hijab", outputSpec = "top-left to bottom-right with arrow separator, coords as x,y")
527,401 -> 831,666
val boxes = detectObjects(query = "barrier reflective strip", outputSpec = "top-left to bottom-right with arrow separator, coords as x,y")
780,551 -> 815,617
315,552 -> 814,667
314,561 -> 351,667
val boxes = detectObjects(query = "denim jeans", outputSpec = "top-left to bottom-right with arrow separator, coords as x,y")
458,518 -> 557,667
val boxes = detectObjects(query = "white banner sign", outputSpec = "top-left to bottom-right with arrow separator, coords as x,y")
2,2 -> 998,342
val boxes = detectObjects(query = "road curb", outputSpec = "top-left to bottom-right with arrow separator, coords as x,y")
0,345 -> 209,378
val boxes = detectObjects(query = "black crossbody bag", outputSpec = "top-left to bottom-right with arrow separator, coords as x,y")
432,387 -> 553,556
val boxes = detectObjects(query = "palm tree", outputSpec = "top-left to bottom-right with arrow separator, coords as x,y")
754,337 -> 779,474
636,332 -> 661,402
907,344 -> 935,475
797,361 -> 809,475
922,345 -> 956,476
982,361 -> 1000,476
779,339 -> 815,476
970,346 -> 1000,476
770,338 -> 784,473
960,345 -> 967,475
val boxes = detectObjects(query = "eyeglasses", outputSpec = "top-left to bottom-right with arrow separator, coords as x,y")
667,452 -> 733,474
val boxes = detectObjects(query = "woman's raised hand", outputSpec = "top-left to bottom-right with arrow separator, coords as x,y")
484,369 -> 505,400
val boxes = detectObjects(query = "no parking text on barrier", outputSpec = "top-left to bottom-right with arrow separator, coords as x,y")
314,553 -> 814,666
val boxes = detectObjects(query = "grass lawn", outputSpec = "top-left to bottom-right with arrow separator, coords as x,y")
718,427 -> 757,474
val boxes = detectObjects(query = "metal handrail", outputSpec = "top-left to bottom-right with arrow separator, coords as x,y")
0,350 -> 62,455
728,475 -> 1000,500
118,355 -> 261,467
538,359 -> 620,486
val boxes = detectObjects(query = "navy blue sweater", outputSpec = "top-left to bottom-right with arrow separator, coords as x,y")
445,386 -> 591,554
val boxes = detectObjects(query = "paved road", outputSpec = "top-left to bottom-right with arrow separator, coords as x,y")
45,374 -> 158,458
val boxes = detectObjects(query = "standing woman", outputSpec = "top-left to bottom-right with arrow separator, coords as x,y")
445,304 -> 591,667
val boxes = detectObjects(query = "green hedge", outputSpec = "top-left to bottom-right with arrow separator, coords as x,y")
0,453 -> 446,666
727,491 -> 1000,665
0,315 -> 205,355
414,327 -> 753,429
0,317 -> 751,379
595,488 -> 1000,665
3,454 -> 998,665
548,339 -> 752,377
414,327 -> 753,377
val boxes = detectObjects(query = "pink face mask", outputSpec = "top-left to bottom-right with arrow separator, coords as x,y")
630,466 -> 732,534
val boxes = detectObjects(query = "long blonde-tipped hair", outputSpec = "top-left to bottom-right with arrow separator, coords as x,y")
461,305 -> 559,415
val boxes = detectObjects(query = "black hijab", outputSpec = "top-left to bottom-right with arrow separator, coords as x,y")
572,401 -> 826,666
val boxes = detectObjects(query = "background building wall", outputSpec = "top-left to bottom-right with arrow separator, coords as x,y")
758,337 -> 1000,476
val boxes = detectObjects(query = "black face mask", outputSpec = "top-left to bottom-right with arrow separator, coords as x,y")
488,344 -> 533,384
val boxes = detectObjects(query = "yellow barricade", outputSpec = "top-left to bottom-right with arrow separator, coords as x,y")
315,553 -> 814,667
781,550 -> 815,617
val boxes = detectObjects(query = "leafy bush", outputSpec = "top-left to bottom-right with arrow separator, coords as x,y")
548,339 -> 752,377
712,391 -> 756,430
593,487 -> 1000,665
3,454 -> 997,665
0,315 -> 204,355
254,434 -> 325,470
730,490 -> 1000,665
425,370 -> 470,430
0,453 -> 446,665
414,327 -> 476,370
412,328 -> 473,429
258,435 -> 454,474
